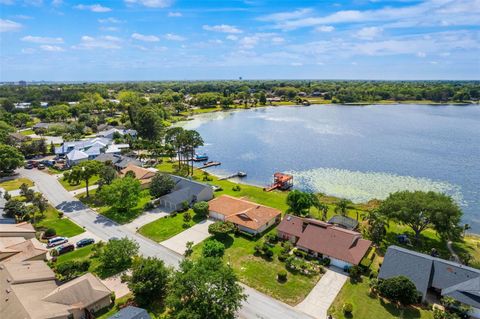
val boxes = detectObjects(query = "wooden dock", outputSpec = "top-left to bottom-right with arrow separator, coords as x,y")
219,171 -> 247,180
199,161 -> 221,169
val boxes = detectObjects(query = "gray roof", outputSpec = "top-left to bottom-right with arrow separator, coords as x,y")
160,175 -> 212,206
379,246 -> 480,306
116,156 -> 143,169
108,306 -> 151,319
95,153 -> 122,163
328,215 -> 359,230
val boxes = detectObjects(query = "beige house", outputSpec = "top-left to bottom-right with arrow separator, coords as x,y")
0,261 -> 112,319
0,222 -> 36,239
0,237 -> 47,263
120,163 -> 157,189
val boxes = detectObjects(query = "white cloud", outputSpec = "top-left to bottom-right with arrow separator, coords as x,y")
226,35 -> 238,41
203,24 -> 243,34
51,0 -> 62,6
21,35 -> 64,44
271,36 -> 285,44
21,48 -> 36,54
168,12 -> 182,17
125,0 -> 172,8
417,51 -> 427,58
132,33 -> 160,42
14,14 -> 32,20
315,25 -> 334,32
100,26 -> 119,32
40,45 -> 65,52
98,17 -> 122,24
258,8 -> 312,22
75,4 -> 111,13
73,35 -> 122,49
164,33 -> 185,41
0,19 -> 22,32
355,27 -> 383,40
239,36 -> 259,49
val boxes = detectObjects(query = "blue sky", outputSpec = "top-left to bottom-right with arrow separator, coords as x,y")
0,0 -> 479,81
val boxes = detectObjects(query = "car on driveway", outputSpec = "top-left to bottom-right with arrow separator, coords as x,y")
76,238 -> 95,248
24,163 -> 34,169
37,163 -> 46,170
46,236 -> 68,248
55,243 -> 75,255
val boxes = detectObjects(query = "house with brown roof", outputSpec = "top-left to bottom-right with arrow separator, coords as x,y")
0,222 -> 36,239
277,214 -> 372,269
0,261 -> 112,319
120,163 -> 157,188
208,195 -> 281,235
0,237 -> 47,263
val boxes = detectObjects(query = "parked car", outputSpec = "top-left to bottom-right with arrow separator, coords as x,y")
24,163 -> 34,169
76,238 -> 95,248
37,163 -> 46,170
47,236 -> 68,248
55,243 -> 75,255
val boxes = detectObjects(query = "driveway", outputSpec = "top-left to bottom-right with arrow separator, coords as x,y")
27,134 -> 63,144
295,268 -> 348,319
123,207 -> 171,232
101,272 -> 130,298
160,219 -> 214,254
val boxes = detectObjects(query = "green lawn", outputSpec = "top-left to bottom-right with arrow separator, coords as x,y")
35,205 -> 84,238
138,210 -> 203,242
78,189 -> 152,224
191,231 -> 321,306
329,278 -> 434,319
20,129 -> 34,135
0,177 -> 34,191
60,174 -> 100,191
452,235 -> 480,269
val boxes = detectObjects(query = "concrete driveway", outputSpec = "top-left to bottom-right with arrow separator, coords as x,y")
101,272 -> 130,298
160,219 -> 215,255
123,207 -> 172,232
295,268 -> 348,319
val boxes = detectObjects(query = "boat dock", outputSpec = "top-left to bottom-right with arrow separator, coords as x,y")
264,172 -> 293,192
199,161 -> 222,169
219,171 -> 247,180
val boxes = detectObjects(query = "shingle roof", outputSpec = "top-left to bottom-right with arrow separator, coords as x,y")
108,306 -> 151,319
277,214 -> 304,238
328,215 -> 359,230
0,222 -> 36,236
442,277 -> 480,308
208,195 -> 281,231
67,149 -> 88,161
0,238 -> 47,263
121,164 -> 156,184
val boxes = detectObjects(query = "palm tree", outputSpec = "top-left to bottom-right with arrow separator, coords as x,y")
309,193 -> 329,220
334,198 -> 350,216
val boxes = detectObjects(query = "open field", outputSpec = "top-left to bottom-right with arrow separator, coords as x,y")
0,177 -> 34,191
35,205 -> 84,237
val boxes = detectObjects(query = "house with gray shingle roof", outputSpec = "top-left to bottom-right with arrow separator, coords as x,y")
157,175 -> 213,212
108,306 -> 151,319
379,246 -> 480,318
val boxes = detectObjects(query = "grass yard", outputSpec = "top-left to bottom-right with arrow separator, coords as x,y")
60,174 -> 100,191
35,205 -> 84,238
191,231 -> 321,306
78,189 -> 152,224
329,278 -> 434,319
19,129 -> 35,135
452,234 -> 480,269
138,210 -> 203,242
0,177 -> 34,191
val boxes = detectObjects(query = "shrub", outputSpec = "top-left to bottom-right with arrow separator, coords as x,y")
278,253 -> 289,262
232,185 -> 241,192
277,270 -> 287,282
58,211 -> 64,218
192,201 -> 209,217
149,173 -> 175,198
55,260 -> 91,281
254,243 -> 262,254
183,212 -> 192,223
181,201 -> 189,212
50,249 -> 59,257
349,265 -> 362,281
265,233 -> 277,244
322,257 -> 331,266
294,249 -> 307,259
343,302 -> 353,314
263,246 -> 274,259
44,228 -> 56,238
110,291 -> 116,303
208,221 -> 235,237
143,201 -> 155,210
377,276 -> 419,305
182,222 -> 190,229
202,239 -> 225,258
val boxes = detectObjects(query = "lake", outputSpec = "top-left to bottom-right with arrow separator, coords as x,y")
180,104 -> 480,232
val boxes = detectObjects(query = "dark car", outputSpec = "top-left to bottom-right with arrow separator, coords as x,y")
76,238 -> 95,248
55,243 -> 75,255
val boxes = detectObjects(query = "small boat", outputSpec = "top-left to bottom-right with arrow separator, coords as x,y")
237,171 -> 247,177
192,153 -> 208,162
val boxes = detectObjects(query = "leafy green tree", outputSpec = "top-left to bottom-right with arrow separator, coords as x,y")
193,201 -> 209,217
33,193 -> 48,218
136,106 -> 163,141
0,144 -> 24,174
0,120 -> 15,144
362,210 -> 388,245
73,160 -> 103,197
377,276 -> 419,305
99,237 -> 139,273
123,257 -> 170,306
149,172 -> 175,198
208,221 -> 235,237
4,199 -> 27,218
286,190 -> 312,217
335,198 -> 350,216
98,177 -> 141,213
167,257 -> 246,319
378,191 -> 463,242
202,239 -> 225,258
99,164 -> 117,186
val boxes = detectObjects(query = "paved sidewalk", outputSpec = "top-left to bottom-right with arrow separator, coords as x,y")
295,268 -> 348,319
123,207 -> 171,232
101,272 -> 130,298
160,219 -> 214,254
69,184 -> 99,196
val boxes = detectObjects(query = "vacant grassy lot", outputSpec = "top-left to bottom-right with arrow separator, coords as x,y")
60,174 -> 100,191
329,278 -> 434,319
191,231 -> 321,306
0,177 -> 34,191
35,205 -> 84,238
138,210 -> 203,242
78,189 -> 152,224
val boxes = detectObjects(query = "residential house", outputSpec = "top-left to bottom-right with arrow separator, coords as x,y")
95,153 -> 143,171
277,215 -> 372,269
208,195 -> 281,235
379,245 -> 480,318
0,222 -> 36,239
0,237 -> 47,263
158,175 -> 213,211
66,149 -> 89,166
0,261 -> 112,319
108,306 -> 151,319
120,164 -> 157,188
96,128 -> 137,139
328,215 -> 359,230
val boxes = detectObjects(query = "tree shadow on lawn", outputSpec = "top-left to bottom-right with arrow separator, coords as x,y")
381,230 -> 450,258
378,296 -> 422,318
211,234 -> 234,249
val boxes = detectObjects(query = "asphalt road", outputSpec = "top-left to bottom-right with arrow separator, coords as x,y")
19,168 -> 314,319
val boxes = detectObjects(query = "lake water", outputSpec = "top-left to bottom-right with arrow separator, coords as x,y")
180,104 -> 480,232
